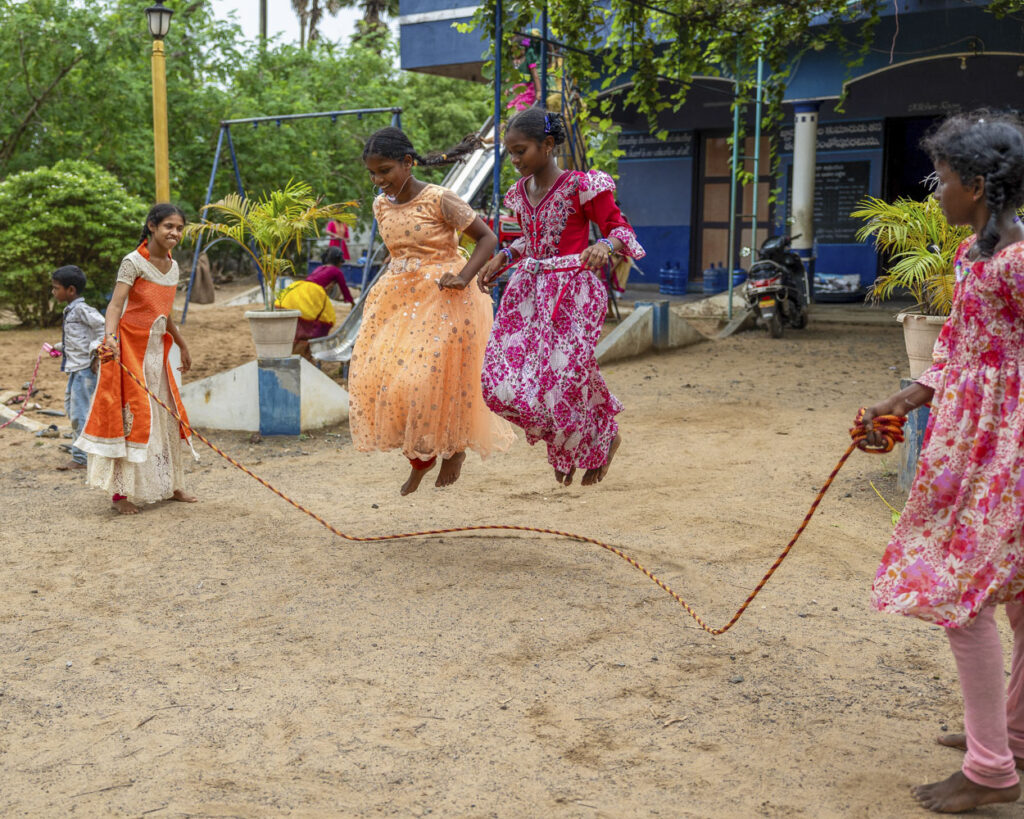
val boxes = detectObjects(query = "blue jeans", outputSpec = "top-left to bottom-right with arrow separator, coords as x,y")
65,367 -> 98,464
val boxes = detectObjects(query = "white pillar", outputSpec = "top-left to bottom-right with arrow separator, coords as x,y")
790,102 -> 820,292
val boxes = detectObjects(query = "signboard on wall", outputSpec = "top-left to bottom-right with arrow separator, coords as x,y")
620,131 -> 693,159
813,161 -> 871,244
780,120 -> 882,153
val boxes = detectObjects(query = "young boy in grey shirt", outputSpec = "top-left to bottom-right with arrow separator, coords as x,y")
51,266 -> 104,470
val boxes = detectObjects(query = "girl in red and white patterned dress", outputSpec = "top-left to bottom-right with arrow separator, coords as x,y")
478,108 -> 645,488
861,113 -> 1024,813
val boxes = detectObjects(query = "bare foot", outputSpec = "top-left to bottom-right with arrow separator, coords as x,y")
112,498 -> 140,515
582,433 -> 622,486
554,467 -> 576,487
56,461 -> 86,471
912,770 -> 1019,813
171,489 -> 198,503
937,733 -> 1024,770
401,459 -> 436,496
435,452 -> 466,488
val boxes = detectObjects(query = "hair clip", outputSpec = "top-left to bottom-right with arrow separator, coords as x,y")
543,113 -> 551,135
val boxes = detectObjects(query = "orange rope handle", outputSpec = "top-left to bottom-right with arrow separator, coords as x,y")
0,345 -> 46,431
108,351 -> 907,636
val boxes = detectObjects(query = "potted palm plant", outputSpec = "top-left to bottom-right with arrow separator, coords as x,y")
852,195 -> 967,378
185,181 -> 355,358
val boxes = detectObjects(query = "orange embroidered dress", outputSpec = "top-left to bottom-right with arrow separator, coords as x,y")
76,247 -> 196,501
348,185 -> 515,461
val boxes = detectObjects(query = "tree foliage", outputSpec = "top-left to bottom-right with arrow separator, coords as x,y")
0,160 -> 148,326
0,2 -> 491,224
465,1 -> 886,179
185,181 -> 355,310
853,195 -> 966,316
223,39 -> 491,225
0,0 -> 242,207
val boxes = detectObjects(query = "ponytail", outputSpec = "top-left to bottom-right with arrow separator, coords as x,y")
505,106 -> 567,146
362,126 -> 483,168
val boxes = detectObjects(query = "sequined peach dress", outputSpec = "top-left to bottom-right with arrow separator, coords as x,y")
348,185 -> 515,461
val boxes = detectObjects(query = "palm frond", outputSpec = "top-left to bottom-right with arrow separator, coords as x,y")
853,194 -> 969,316
183,182 -> 358,310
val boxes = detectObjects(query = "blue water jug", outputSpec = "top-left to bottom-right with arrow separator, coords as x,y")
658,262 -> 675,296
669,262 -> 689,296
703,262 -> 726,295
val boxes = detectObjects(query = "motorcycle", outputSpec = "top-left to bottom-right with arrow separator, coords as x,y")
744,234 -> 810,338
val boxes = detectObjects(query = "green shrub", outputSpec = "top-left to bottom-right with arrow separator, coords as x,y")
0,160 -> 148,326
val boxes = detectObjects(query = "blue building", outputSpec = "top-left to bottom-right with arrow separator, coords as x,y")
398,0 -> 1024,290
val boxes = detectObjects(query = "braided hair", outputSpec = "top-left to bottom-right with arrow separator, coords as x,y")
362,127 -> 483,167
140,203 -> 186,244
505,106 -> 567,146
922,111 -> 1024,258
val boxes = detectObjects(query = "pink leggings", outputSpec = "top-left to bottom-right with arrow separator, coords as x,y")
946,602 -> 1024,789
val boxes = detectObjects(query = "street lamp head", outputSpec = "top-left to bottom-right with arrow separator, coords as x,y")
145,1 -> 173,40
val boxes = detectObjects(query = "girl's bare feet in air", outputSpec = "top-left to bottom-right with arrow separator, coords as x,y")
911,771 -> 1020,813
435,452 -> 466,488
582,433 -> 621,486
937,733 -> 1024,770
554,467 -> 576,486
171,489 -> 198,503
112,498 -> 140,515
401,460 -> 436,496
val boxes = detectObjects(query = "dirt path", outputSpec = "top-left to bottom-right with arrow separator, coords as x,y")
1,303 -> 1019,817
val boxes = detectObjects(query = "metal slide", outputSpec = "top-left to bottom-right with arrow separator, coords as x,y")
309,121 -> 499,366
307,242 -> 388,364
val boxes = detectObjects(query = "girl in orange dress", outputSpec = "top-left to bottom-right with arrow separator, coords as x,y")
76,204 -> 198,515
349,127 -> 515,495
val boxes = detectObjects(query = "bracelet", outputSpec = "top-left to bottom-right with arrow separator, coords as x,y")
499,247 -> 514,263
597,237 -> 615,252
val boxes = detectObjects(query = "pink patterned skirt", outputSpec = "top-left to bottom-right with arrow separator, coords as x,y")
481,255 -> 621,473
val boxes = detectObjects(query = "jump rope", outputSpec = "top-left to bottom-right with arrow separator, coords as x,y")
0,344 -> 48,431
81,341 -> 906,636
3,286 -> 909,634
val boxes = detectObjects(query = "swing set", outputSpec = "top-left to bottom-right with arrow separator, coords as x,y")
180,105 -> 403,324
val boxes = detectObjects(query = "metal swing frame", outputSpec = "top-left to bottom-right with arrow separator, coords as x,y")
180,106 -> 402,324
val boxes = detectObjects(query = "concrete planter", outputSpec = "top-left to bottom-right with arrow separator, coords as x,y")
245,309 -> 300,359
896,312 -> 947,379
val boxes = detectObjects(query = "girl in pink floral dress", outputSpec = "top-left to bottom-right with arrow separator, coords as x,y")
478,108 -> 645,488
861,113 -> 1024,813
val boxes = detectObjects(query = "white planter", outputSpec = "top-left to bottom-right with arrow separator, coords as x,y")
896,312 -> 947,379
245,309 -> 300,359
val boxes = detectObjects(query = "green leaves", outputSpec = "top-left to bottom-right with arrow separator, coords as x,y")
463,1 -> 885,185
185,180 -> 356,311
0,159 -> 148,326
852,196 -> 965,316
0,3 -> 490,223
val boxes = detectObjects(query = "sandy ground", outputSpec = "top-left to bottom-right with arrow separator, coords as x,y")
1,294 -> 1020,817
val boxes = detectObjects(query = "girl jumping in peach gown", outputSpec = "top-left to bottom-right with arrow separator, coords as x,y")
348,127 -> 515,495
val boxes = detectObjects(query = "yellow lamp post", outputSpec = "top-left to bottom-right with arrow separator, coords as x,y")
145,1 -> 173,202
